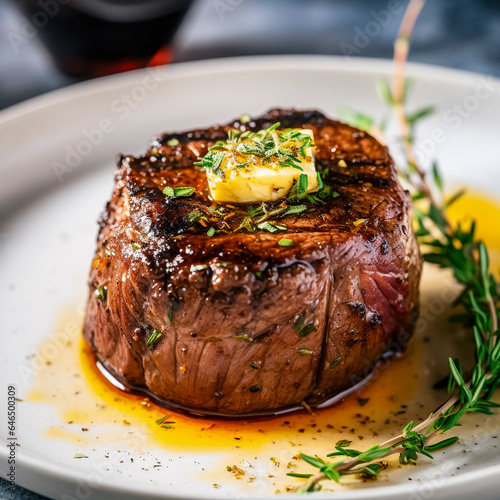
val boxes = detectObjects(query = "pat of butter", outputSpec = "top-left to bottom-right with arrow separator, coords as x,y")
204,128 -> 318,204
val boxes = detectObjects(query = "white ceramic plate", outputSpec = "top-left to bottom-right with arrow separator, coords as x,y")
1,56 -> 500,500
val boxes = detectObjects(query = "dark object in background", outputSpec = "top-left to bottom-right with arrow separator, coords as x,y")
17,0 -> 194,77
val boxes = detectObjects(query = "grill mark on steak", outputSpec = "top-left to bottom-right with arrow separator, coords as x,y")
83,108 -> 422,416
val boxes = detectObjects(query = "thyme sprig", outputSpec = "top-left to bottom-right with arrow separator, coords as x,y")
290,0 -> 499,492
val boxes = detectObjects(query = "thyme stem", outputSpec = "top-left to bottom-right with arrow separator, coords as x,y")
392,0 -> 452,229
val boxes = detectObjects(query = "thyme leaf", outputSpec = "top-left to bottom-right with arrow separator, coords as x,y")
163,186 -> 196,198
95,284 -> 107,302
146,330 -> 162,350
294,313 -> 317,337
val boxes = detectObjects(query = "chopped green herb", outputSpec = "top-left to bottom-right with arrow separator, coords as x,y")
208,204 -> 226,215
167,138 -> 179,147
357,397 -> 370,407
226,464 -> 246,475
209,141 -> 228,152
254,271 -> 265,280
278,239 -> 294,246
297,174 -> 309,199
297,348 -> 313,356
337,159 -> 347,168
240,114 -> 251,123
163,186 -> 174,197
316,171 -> 324,190
207,227 -> 216,237
95,284 -> 107,302
294,314 -> 317,337
237,140 -> 265,156
286,174 -> 310,201
73,453 -> 88,459
240,216 -> 254,232
234,333 -> 253,342
188,210 -> 204,222
257,221 -> 287,233
247,204 -> 266,217
146,330 -> 162,349
329,356 -> 342,369
131,242 -> 141,251
163,186 -> 196,198
194,151 -> 225,177
284,204 -> 307,216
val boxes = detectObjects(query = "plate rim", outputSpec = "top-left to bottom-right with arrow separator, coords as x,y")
6,444 -> 500,500
1,54 -> 498,125
1,54 -> 499,499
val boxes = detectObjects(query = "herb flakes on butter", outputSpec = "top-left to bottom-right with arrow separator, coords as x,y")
194,122 -> 319,203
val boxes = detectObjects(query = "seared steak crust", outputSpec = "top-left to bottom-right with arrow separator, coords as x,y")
83,109 -> 422,416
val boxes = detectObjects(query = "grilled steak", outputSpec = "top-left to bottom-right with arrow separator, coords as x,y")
83,109 -> 422,416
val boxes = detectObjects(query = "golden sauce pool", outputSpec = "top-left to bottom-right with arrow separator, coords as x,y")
26,316 -> 420,452
25,191 -> 500,492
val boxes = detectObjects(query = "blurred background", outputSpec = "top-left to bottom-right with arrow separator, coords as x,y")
0,0 -> 499,498
1,0 -> 500,111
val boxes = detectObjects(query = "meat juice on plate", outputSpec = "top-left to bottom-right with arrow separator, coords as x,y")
24,191 -> 500,493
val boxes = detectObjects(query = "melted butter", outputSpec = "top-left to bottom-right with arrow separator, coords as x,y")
446,189 -> 500,270
24,190 -> 500,493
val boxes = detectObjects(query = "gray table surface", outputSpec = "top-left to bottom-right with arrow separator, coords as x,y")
1,0 -> 499,498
